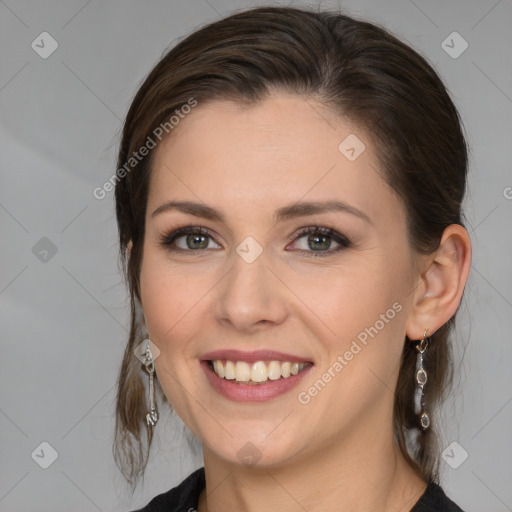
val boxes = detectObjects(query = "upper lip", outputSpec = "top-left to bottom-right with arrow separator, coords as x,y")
200,349 -> 313,363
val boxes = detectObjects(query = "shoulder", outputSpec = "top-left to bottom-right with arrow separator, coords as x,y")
130,467 -> 205,512
411,481 -> 465,512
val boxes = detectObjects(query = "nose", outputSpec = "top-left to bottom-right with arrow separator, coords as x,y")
213,250 -> 288,332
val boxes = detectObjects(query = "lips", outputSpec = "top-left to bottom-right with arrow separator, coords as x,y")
200,349 -> 313,364
200,349 -> 314,402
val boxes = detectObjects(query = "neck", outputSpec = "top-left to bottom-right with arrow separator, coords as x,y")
198,423 -> 427,512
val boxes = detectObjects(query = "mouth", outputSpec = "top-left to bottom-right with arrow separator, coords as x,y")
200,350 -> 314,402
207,359 -> 313,385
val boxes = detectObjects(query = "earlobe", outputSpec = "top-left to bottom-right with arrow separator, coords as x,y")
406,224 -> 472,339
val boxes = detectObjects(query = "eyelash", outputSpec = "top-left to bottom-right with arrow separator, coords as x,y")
290,225 -> 351,257
159,224 -> 352,258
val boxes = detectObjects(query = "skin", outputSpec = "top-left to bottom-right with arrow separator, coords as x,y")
135,93 -> 471,512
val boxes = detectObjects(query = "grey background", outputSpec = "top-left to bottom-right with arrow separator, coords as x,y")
0,0 -> 511,511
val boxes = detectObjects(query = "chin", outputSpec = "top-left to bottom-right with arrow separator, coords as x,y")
204,431 -> 303,470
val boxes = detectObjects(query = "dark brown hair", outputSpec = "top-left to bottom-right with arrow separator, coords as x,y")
113,6 -> 468,492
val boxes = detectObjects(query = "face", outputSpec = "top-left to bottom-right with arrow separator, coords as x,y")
139,93 -> 419,469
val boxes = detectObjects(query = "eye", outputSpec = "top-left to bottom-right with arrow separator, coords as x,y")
159,224 -> 350,257
159,226 -> 221,252
287,225 -> 351,257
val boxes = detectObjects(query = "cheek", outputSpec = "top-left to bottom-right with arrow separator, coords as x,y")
140,259 -> 207,424
298,272 -> 407,431
296,256 -> 409,382
140,251 -> 211,342
290,262 -> 392,338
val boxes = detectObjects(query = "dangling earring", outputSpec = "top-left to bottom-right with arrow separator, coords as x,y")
143,339 -> 159,427
414,328 -> 430,430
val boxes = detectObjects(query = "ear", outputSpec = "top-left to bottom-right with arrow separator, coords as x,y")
127,239 -> 133,251
405,224 -> 471,340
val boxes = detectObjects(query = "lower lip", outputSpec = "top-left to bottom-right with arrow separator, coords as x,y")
201,361 -> 313,402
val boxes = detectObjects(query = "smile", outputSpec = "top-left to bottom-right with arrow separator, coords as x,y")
209,360 -> 312,384
201,358 -> 313,402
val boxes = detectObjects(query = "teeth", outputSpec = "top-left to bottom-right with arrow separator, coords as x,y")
211,360 -> 309,383
250,361 -> 268,382
235,361 -> 251,382
267,361 -> 282,380
224,360 -> 236,380
213,360 -> 224,378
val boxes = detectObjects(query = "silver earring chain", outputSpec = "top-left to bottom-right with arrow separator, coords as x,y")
144,345 -> 159,427
415,328 -> 430,430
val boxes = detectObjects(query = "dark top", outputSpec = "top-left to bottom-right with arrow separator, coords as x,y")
131,467 -> 465,512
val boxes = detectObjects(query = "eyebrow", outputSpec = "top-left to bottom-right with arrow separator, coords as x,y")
151,200 -> 372,225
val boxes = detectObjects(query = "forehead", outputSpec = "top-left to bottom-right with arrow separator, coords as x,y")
148,93 -> 397,224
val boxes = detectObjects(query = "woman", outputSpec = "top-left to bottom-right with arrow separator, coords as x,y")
113,6 -> 471,511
